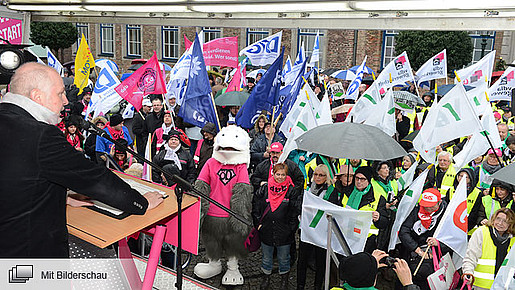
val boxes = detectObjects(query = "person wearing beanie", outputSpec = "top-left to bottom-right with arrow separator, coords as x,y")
399,188 -> 450,290
477,179 -> 515,226
341,166 -> 388,253
95,113 -> 133,163
194,122 -> 218,175
84,116 -> 107,162
152,130 -> 195,186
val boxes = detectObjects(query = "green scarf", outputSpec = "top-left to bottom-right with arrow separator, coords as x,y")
346,184 -> 371,210
342,282 -> 377,290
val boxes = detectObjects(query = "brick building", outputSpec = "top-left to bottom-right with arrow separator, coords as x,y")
61,23 -> 509,76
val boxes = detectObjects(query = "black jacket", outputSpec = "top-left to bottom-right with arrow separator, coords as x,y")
0,103 -> 149,258
152,145 -> 196,184
196,138 -> 214,176
132,110 -> 148,155
84,133 -> 97,161
252,183 -> 301,246
251,159 -> 305,197
144,110 -> 164,136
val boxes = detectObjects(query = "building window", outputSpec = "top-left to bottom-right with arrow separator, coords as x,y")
162,26 -> 179,60
381,30 -> 398,69
126,25 -> 142,57
203,27 -> 221,42
469,31 -> 496,64
298,29 -> 324,66
100,24 -> 114,56
76,23 -> 89,49
246,28 -> 269,46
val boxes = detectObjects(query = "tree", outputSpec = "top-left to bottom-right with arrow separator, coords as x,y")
395,31 -> 473,73
30,22 -> 77,61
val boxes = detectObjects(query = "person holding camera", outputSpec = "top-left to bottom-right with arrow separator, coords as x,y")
332,250 -> 420,290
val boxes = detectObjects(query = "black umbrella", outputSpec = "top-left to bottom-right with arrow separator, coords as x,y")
491,163 -> 515,186
295,122 -> 407,160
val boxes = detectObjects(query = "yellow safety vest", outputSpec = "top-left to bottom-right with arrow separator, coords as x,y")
342,188 -> 381,236
482,195 -> 514,220
338,159 -> 367,172
473,226 -> 515,289
406,109 -> 418,133
371,179 -> 399,201
304,158 -> 318,189
435,165 -> 456,195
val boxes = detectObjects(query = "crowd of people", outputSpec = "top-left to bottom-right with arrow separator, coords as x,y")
5,58 -> 515,290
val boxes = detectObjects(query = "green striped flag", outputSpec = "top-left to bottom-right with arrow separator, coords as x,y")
397,160 -> 418,191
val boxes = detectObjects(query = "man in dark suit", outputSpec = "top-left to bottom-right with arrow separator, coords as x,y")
0,63 -> 164,258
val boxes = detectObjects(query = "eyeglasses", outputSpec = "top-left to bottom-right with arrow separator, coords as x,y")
313,173 -> 327,177
355,177 -> 368,182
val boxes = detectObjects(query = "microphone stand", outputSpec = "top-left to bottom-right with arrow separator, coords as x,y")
82,120 -> 252,290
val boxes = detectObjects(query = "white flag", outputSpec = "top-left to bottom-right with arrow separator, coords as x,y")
488,66 -> 515,102
364,88 -> 396,136
453,106 -> 503,169
309,31 -> 320,66
169,49 -> 192,80
491,245 -> 515,289
416,49 -> 447,85
46,47 -> 64,76
301,192 -> 373,255
388,168 -> 430,250
283,43 -> 306,86
345,56 -> 368,100
434,178 -> 469,258
165,78 -> 187,106
455,50 -> 496,88
345,81 -> 381,123
413,83 -> 481,163
87,64 -> 122,119
375,51 -> 415,95
240,31 -> 282,66
282,56 -> 293,78
397,160 -> 419,191
141,133 -> 152,181
466,78 -> 490,116
122,104 -> 134,119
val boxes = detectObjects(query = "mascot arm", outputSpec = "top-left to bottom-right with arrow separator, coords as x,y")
194,179 -> 211,223
228,182 -> 253,237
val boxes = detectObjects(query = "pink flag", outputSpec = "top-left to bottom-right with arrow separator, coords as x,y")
114,52 -> 166,111
184,34 -> 193,50
184,35 -> 238,68
227,61 -> 247,92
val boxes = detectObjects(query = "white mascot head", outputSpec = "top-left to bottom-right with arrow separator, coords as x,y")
212,126 -> 251,166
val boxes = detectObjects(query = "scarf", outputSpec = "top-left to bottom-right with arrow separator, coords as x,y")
163,143 -> 182,170
267,175 -> 293,212
418,206 -> 437,229
66,133 -> 81,149
342,283 -> 377,290
0,92 -> 61,125
376,178 -> 394,202
482,160 -> 502,175
107,125 -> 124,140
347,184 -> 371,210
161,122 -> 174,136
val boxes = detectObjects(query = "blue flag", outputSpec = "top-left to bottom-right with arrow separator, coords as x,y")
178,34 -> 219,130
279,57 -> 308,117
236,48 -> 284,129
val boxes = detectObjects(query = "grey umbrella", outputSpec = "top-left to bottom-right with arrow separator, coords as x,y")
295,122 -> 407,160
491,162 -> 515,186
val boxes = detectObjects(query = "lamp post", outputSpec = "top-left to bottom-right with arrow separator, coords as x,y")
480,34 -> 488,58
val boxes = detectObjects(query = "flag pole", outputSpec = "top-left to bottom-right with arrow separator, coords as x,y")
210,92 -> 222,130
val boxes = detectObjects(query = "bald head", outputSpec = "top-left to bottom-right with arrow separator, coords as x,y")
10,62 -> 59,98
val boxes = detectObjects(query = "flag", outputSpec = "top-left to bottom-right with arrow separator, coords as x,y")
389,168 -> 430,250
178,34 -> 219,130
282,56 -> 293,78
227,57 -> 247,92
413,83 -> 481,163
466,77 -> 490,116
397,160 -> 419,191
434,178 -> 468,258
416,49 -> 447,85
364,88 -> 396,136
491,245 -> 515,289
122,104 -> 134,119
165,78 -> 187,106
46,48 -> 63,76
345,56 -> 367,100
279,85 -> 332,162
283,43 -> 306,86
309,31 -> 320,67
236,49 -> 284,129
345,81 -> 381,123
488,66 -> 515,102
184,35 -> 239,67
240,31 -> 282,66
374,51 -> 415,95
27,47 -> 44,64
87,64 -> 122,119
453,106 -> 503,169
74,34 -> 96,95
169,49 -> 192,80
300,192 -> 373,255
141,134 -> 152,181
279,57 -> 308,117
115,52 -> 167,111
455,50 -> 496,88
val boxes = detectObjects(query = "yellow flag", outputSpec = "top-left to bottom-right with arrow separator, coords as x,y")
74,34 -> 95,95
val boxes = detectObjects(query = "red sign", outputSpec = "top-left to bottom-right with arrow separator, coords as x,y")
0,17 -> 23,44
185,35 -> 238,68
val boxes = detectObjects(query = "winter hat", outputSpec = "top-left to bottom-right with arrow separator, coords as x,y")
110,114 -> 123,127
339,252 -> 378,288
142,98 -> 152,107
201,122 -> 218,136
494,111 -> 502,120
420,188 -> 441,207
488,148 -> 502,157
270,142 -> 283,153
65,115 -> 80,128
354,166 -> 374,183
92,116 -> 108,127
164,130 -> 181,141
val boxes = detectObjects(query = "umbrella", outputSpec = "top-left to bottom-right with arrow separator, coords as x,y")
96,59 -> 120,75
349,64 -> 375,75
295,122 -> 407,160
331,70 -> 357,81
491,163 -> 515,186
321,68 -> 340,76
431,84 -> 473,96
214,91 -> 250,106
392,91 -> 424,111
401,130 -> 419,143
247,69 -> 266,79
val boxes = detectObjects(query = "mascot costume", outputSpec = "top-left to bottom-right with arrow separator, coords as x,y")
193,126 -> 253,285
